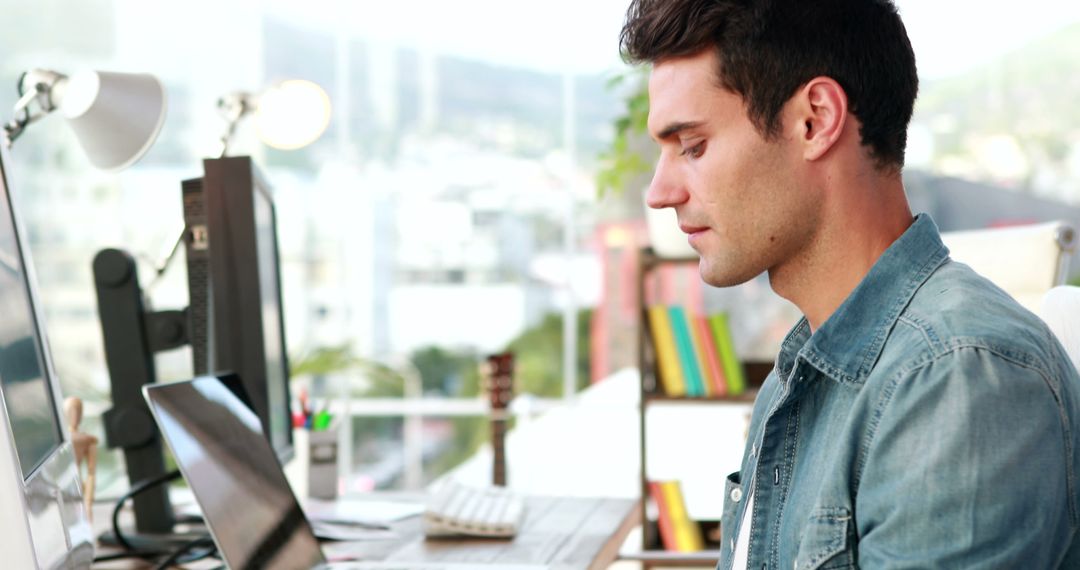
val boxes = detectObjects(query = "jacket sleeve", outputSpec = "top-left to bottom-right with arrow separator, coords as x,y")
856,345 -> 1077,568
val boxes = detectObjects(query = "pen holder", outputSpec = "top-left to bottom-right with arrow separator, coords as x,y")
307,421 -> 340,500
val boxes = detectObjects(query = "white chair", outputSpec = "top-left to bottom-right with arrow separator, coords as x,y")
941,221 -> 1076,314
1040,286 -> 1080,372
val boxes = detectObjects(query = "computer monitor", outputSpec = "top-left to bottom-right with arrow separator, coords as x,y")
93,156 -> 294,538
0,146 -> 95,567
185,156 -> 294,462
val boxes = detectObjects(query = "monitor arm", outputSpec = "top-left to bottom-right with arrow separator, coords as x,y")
94,248 -> 188,535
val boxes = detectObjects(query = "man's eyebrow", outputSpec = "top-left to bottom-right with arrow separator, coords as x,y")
656,121 -> 705,141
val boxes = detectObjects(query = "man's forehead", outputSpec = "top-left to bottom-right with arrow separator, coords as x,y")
647,52 -> 732,135
649,51 -> 719,90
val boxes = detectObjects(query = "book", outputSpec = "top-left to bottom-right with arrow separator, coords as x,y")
658,480 -> 704,551
667,306 -> 705,396
645,306 -> 686,396
695,315 -> 728,396
685,313 -> 715,397
709,313 -> 746,395
647,481 -> 678,551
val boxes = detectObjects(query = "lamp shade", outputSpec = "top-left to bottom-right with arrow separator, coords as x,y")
57,70 -> 167,171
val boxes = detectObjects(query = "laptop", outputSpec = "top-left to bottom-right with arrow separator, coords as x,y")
143,376 -> 547,570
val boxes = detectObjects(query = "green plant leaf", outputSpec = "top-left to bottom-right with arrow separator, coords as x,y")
595,66 -> 653,198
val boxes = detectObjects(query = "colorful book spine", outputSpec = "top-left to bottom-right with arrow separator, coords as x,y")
659,480 -> 705,551
686,313 -> 715,397
667,306 -> 705,396
709,312 -> 746,395
695,315 -> 728,396
646,306 -> 686,396
647,481 -> 678,551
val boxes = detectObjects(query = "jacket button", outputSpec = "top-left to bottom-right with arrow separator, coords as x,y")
731,488 -> 743,503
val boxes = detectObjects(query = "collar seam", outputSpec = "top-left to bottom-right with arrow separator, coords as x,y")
813,241 -> 950,386
853,245 -> 948,377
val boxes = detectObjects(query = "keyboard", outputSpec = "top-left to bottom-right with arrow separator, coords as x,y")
422,480 -> 527,538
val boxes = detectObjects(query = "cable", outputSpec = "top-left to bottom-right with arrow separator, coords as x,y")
142,224 -> 188,294
92,550 -> 168,563
175,513 -> 205,525
111,469 -> 184,551
152,535 -> 216,570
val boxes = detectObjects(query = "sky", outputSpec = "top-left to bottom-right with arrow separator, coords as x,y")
897,0 -> 1080,79
267,0 -> 1080,80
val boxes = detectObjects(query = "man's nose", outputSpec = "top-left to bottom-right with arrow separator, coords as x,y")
645,157 -> 688,210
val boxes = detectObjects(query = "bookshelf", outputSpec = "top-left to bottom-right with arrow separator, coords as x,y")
636,246 -> 770,565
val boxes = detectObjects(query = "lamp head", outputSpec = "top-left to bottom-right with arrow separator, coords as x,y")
4,69 -> 167,171
217,79 -> 331,156
255,80 -> 331,150
60,71 -> 168,171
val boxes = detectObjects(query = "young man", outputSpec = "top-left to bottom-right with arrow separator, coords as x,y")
621,0 -> 1080,568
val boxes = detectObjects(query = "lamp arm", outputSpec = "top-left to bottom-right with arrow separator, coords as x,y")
3,69 -> 68,147
3,88 -> 47,146
216,91 -> 254,158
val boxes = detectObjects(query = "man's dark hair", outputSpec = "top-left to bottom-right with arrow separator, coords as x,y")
620,0 -> 918,171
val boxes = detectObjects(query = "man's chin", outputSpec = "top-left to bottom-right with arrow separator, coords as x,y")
699,259 -> 761,288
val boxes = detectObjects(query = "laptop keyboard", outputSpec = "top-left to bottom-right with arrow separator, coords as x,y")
422,480 -> 526,538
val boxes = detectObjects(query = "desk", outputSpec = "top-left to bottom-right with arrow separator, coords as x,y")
93,494 -> 640,569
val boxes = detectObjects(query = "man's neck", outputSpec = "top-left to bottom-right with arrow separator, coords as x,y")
769,174 -> 914,333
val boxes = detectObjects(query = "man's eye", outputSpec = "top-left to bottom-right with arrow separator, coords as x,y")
680,142 -> 705,159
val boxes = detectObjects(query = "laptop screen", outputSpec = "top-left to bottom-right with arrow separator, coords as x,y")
144,376 -> 324,570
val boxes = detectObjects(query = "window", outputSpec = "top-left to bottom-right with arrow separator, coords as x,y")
3,0 -> 1078,495
0,0 -> 627,494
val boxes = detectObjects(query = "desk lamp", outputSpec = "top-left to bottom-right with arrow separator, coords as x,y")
216,78 -> 331,156
3,69 -> 166,170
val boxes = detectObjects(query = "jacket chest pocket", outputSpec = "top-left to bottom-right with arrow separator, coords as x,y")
795,507 -> 855,570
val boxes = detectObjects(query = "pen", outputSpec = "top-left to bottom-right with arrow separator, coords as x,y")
313,410 -> 332,431
299,387 -> 311,417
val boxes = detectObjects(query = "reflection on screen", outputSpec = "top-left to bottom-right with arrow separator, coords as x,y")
148,377 -> 323,570
0,184 -> 61,478
253,188 -> 289,455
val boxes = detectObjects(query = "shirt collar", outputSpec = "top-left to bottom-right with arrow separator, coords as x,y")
776,214 -> 950,386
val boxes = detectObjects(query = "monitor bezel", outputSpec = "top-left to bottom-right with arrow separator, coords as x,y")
0,142 -> 94,568
202,156 -> 294,464
0,156 -> 64,480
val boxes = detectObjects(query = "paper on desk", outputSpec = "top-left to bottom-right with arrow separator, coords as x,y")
175,492 -> 424,528
304,497 -> 425,525
310,520 -> 398,542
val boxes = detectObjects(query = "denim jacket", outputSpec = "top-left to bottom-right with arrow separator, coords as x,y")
719,214 -> 1080,570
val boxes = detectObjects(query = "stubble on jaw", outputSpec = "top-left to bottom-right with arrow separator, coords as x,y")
696,143 -> 817,290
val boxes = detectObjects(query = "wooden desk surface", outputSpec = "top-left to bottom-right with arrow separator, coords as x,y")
93,494 -> 640,570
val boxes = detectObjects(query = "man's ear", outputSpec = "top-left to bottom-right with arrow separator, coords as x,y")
793,77 -> 848,162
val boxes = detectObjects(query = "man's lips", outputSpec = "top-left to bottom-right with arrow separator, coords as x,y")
679,224 -> 709,235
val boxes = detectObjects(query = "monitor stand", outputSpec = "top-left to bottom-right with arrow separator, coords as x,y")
93,248 -> 195,549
